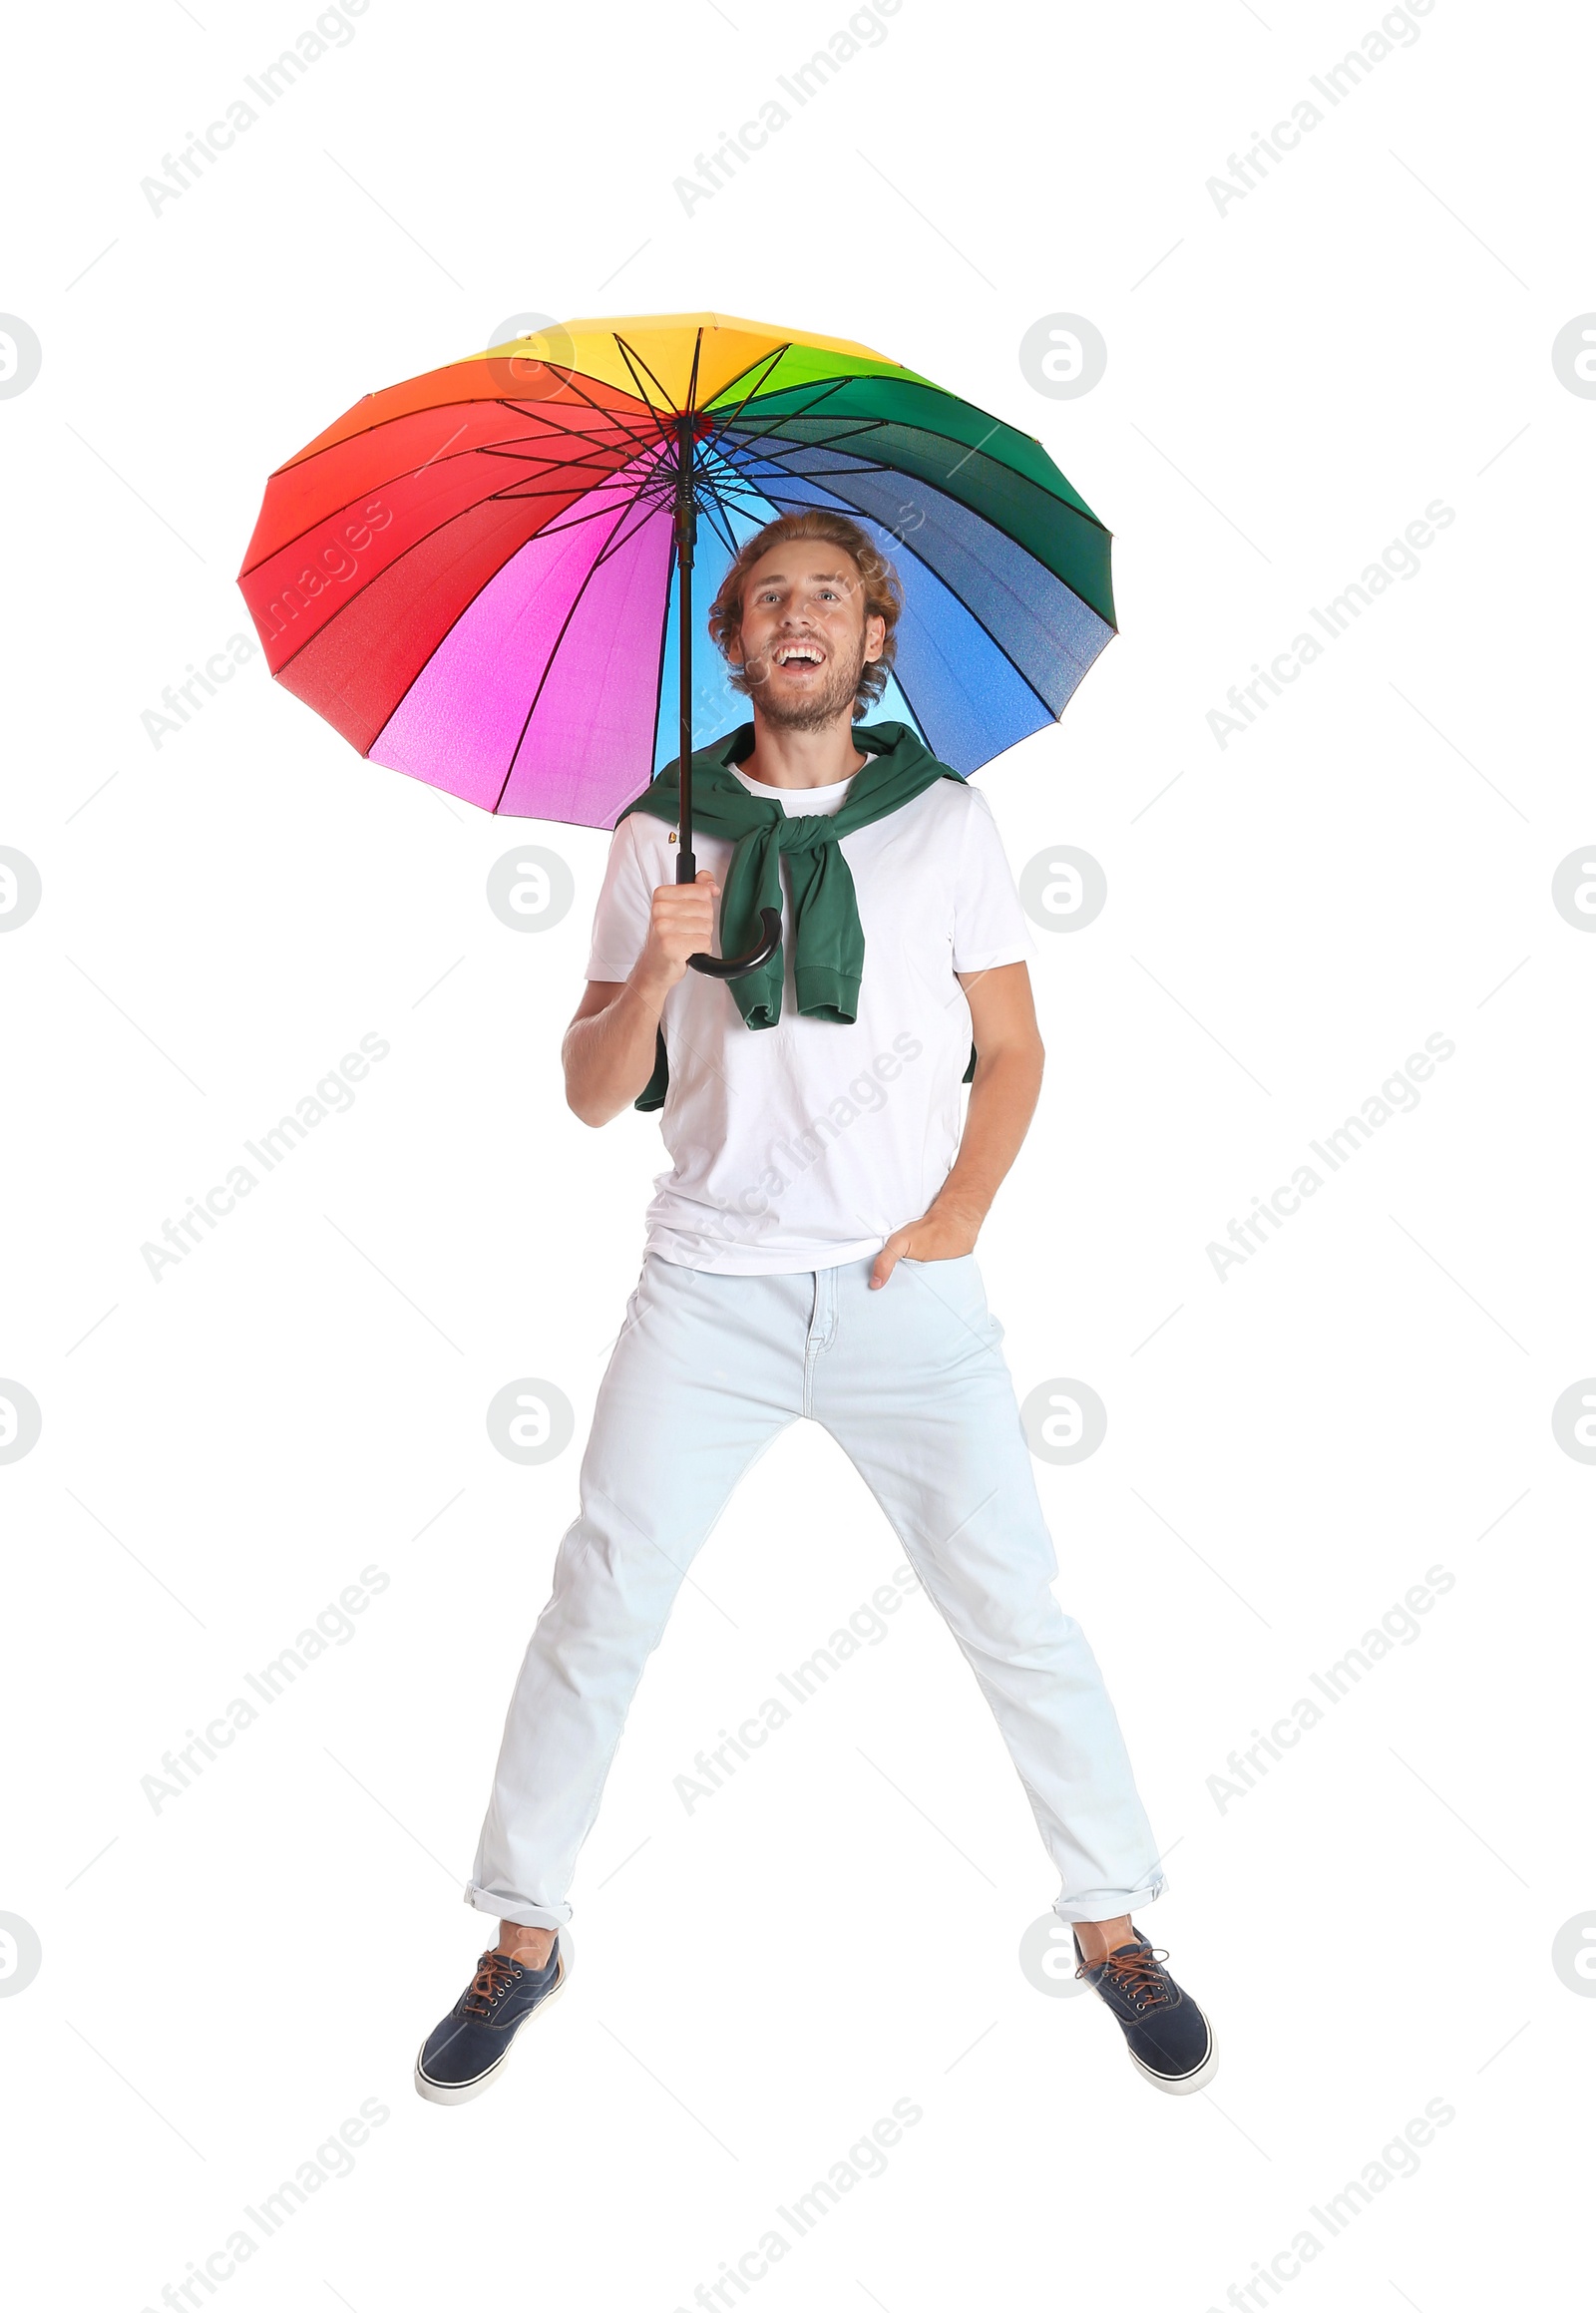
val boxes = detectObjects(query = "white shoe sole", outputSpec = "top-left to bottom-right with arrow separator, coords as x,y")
414,1934 -> 574,2107
1131,2017 -> 1219,2096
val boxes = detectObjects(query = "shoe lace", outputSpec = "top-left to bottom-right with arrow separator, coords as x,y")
461,1951 -> 523,2019
1086,1944 -> 1175,2012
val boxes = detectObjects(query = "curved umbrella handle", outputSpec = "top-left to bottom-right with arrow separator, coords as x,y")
687,906 -> 782,981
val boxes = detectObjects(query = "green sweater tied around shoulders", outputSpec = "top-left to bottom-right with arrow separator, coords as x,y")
616,719 -> 978,1111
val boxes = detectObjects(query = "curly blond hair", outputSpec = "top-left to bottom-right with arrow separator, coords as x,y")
706,510 -> 904,716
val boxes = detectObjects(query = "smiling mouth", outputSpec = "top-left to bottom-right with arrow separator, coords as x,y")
773,643 -> 825,672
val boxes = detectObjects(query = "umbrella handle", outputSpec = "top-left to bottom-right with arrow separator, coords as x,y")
685,901 -> 783,981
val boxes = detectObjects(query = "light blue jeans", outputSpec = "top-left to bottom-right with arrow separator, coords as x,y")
467,1252 -> 1166,1930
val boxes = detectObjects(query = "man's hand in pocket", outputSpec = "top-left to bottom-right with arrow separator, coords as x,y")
870,1198 -> 983,1290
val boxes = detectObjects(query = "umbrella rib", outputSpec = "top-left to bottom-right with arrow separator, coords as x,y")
245,432 -> 648,578
697,339 -> 795,412
727,410 -> 887,443
477,454 -> 654,493
491,490 -> 646,815
689,445 -> 792,554
491,399 -> 652,449
693,480 -> 742,563
478,435 -> 639,461
498,436 -> 673,554
682,456 -> 896,545
485,465 -> 662,496
270,363 -> 657,478
711,368 -> 860,434
588,490 -> 673,572
477,430 -> 657,467
486,487 -> 663,566
688,343 -> 792,463
260,448 -> 667,683
756,424 -> 1111,541
726,455 -> 899,484
359,483 -> 665,765
503,373 -> 665,465
698,457 -> 764,568
495,407 -> 647,451
718,393 -> 1112,533
693,468 -> 762,512
716,423 -> 900,475
702,367 -> 869,458
496,489 -> 671,544
258,492 -> 600,683
611,335 -> 682,437
713,424 -> 889,471
721,415 -> 894,458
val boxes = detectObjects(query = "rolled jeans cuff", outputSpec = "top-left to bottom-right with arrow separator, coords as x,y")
464,1881 -> 569,1933
1051,1871 -> 1166,1926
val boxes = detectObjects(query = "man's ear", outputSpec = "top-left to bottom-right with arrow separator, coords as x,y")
863,611 -> 887,665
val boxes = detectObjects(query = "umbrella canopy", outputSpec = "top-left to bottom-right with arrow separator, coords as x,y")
237,311 -> 1116,831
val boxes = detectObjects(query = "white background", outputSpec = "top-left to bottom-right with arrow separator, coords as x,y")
2,0 -> 1591,2306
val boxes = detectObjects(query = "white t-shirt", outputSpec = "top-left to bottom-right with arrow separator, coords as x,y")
585,754 -> 1036,1273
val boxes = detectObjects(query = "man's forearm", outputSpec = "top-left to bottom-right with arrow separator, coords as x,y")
563,974 -> 669,1126
932,1043 -> 1043,1225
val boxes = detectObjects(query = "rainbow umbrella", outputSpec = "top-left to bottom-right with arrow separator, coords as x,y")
238,311 -> 1115,977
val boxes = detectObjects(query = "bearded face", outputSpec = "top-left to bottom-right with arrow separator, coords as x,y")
733,547 -> 885,732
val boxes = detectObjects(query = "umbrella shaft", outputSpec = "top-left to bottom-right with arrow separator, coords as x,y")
674,418 -> 697,884
675,537 -> 695,882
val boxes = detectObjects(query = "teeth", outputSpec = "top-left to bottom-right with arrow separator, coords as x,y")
777,646 -> 821,665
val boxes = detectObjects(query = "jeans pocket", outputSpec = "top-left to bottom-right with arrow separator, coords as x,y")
902,1251 -> 999,1345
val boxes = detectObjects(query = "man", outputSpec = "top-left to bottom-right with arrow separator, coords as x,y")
415,510 -> 1215,2105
